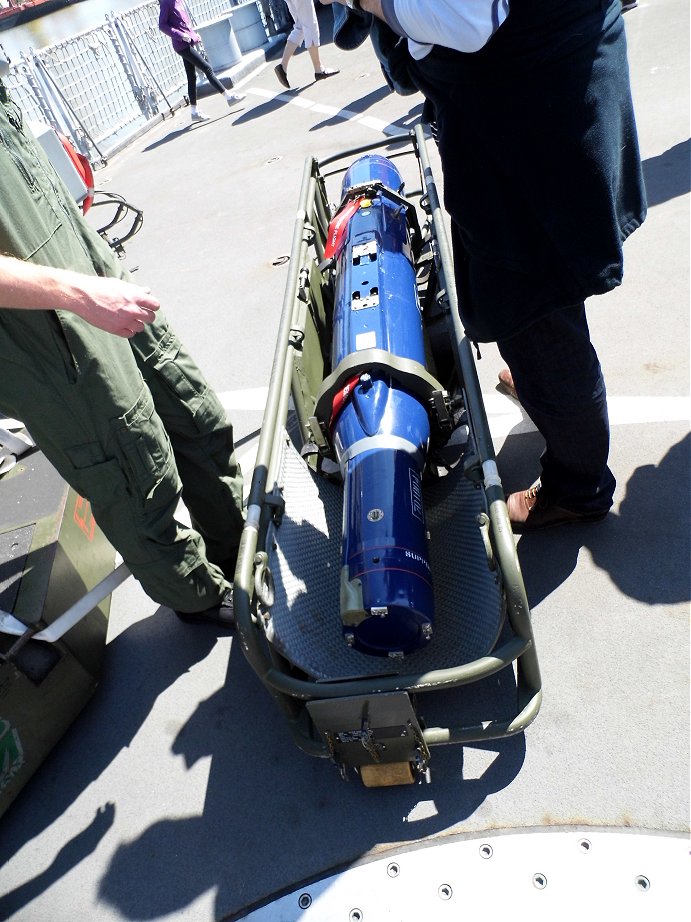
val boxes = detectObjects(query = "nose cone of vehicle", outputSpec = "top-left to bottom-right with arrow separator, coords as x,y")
341,154 -> 404,197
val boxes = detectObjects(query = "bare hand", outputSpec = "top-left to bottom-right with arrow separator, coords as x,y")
68,273 -> 161,338
0,255 -> 161,338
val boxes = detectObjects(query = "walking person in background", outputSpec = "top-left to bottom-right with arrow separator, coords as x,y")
158,0 -> 245,123
274,0 -> 339,89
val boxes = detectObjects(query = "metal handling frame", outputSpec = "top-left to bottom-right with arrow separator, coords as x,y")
234,125 -> 542,786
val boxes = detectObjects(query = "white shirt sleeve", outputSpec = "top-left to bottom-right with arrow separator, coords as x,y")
389,0 -> 510,59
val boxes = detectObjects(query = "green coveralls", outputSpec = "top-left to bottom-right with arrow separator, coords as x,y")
0,81 -> 244,612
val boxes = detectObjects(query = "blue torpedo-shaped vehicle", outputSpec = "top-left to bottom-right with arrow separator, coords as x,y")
328,154 -> 434,657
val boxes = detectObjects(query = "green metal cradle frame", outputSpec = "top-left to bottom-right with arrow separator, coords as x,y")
233,126 -> 542,775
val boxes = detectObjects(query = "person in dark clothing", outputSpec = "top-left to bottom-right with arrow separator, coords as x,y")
323,0 -> 646,531
158,0 -> 245,122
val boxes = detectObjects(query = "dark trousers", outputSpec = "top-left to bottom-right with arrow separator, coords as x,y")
496,303 -> 615,514
177,43 -> 226,105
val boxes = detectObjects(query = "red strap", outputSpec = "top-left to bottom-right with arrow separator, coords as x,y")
324,197 -> 362,261
330,374 -> 361,428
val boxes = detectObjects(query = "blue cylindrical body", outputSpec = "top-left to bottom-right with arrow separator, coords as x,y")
331,156 -> 434,657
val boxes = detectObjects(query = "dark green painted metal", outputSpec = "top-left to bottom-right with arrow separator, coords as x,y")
0,451 -> 116,817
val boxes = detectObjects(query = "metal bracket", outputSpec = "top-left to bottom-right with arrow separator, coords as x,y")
429,388 -> 452,433
463,452 -> 484,484
306,416 -> 329,450
288,328 -> 304,349
307,692 -> 427,774
263,487 -> 286,527
296,265 -> 310,303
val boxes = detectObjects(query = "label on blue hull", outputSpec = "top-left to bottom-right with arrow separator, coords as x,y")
409,468 -> 424,522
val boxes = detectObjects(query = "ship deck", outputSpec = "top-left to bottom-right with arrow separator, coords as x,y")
0,3 -> 688,920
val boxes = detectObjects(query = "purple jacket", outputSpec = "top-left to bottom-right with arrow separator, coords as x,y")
158,0 -> 200,53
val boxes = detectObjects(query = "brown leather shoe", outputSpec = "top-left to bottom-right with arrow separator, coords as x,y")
506,481 -> 609,532
497,367 -> 518,401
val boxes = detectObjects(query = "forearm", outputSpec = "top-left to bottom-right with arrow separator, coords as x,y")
158,21 -> 189,43
0,254 -> 160,338
1,255 -> 92,311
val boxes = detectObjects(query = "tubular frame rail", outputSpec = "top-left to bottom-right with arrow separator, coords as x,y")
234,125 -> 542,769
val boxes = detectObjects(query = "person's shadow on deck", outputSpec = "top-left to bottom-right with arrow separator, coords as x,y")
497,430 -> 690,609
96,638 -> 526,920
0,502 -> 527,921
642,139 -> 690,208
93,490 -> 526,921
0,613 -> 219,919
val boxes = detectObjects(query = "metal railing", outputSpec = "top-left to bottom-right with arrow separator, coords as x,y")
3,0 -> 290,166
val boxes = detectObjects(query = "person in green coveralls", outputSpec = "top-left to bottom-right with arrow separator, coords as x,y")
0,76 -> 243,625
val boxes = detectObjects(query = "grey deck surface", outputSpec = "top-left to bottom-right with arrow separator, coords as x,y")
0,4 -> 688,920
